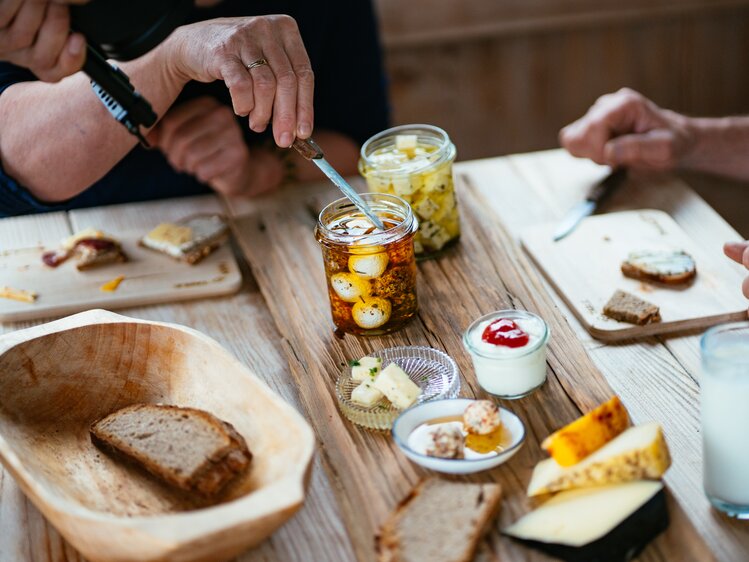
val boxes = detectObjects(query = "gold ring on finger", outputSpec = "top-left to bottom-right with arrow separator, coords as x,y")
246,58 -> 269,70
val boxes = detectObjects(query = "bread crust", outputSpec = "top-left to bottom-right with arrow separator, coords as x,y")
620,262 -> 696,285
620,251 -> 696,285
376,478 -> 502,562
90,404 -> 251,497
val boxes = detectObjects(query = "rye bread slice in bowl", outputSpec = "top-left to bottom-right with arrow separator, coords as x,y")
91,404 -> 252,497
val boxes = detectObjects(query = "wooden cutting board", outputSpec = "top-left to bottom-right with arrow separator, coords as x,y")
0,196 -> 241,322
521,208 -> 748,341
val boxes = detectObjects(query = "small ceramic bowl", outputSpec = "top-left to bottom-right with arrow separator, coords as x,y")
391,398 -> 525,474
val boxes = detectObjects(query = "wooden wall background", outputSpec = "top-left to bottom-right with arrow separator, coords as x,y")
374,0 -> 749,159
373,0 -> 749,236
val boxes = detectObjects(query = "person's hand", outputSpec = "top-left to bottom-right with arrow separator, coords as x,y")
724,241 -> 749,299
0,0 -> 87,82
169,15 -> 314,148
148,96 -> 285,197
560,88 -> 696,172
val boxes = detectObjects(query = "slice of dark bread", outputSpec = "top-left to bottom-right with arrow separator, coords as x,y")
91,404 -> 252,497
621,250 -> 696,285
603,290 -> 661,325
376,478 -> 502,562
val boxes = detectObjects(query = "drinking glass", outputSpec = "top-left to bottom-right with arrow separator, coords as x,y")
701,321 -> 749,519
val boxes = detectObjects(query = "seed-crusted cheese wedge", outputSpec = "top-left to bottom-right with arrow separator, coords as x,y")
528,422 -> 671,497
374,363 -> 421,410
542,396 -> 630,467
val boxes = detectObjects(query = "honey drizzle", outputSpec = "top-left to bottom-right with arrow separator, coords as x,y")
425,415 -> 511,455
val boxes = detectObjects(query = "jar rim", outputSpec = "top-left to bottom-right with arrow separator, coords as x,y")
359,124 -> 456,177
700,321 -> 749,369
315,192 -> 417,248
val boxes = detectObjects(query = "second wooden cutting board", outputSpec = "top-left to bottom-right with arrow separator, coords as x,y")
521,209 -> 748,341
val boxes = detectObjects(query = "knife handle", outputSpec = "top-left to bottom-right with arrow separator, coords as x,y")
585,168 -> 627,203
292,137 -> 324,160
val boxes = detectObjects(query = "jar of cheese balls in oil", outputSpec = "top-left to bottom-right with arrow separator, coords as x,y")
315,194 -> 418,336
359,124 -> 459,260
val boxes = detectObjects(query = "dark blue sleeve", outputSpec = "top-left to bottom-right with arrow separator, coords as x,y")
313,0 -> 391,146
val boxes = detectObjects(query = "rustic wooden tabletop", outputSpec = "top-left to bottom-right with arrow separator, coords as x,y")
1,149 -> 747,562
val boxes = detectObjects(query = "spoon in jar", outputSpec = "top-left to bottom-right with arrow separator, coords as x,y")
293,138 -> 386,230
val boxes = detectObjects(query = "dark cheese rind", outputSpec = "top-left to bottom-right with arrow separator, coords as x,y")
507,488 -> 668,562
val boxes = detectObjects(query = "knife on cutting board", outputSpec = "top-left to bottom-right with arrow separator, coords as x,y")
552,168 -> 628,242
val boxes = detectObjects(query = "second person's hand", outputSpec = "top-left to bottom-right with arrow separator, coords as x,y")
148,96 -> 285,198
559,88 -> 696,172
169,15 -> 314,149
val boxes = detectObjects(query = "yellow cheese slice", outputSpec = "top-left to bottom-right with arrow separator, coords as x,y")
0,286 -> 37,303
528,422 -> 671,497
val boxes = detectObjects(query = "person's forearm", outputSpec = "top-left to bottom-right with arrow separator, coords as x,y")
682,116 -> 749,182
0,36 -> 188,202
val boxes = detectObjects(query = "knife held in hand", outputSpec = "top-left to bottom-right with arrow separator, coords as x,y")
552,168 -> 628,242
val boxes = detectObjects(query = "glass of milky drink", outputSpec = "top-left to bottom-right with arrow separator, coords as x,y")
358,124 -> 459,260
315,193 -> 418,336
701,322 -> 749,519
463,310 -> 549,399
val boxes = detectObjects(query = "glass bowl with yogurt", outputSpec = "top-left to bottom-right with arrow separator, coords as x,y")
463,310 -> 549,399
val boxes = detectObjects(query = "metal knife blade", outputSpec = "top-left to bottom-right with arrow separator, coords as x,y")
293,138 -> 386,230
552,168 -> 627,242
552,200 -> 596,242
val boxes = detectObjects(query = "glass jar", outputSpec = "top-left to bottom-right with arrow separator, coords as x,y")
359,124 -> 459,260
315,193 -> 418,336
463,310 -> 549,399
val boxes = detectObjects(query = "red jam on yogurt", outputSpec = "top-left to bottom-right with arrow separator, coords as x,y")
481,318 -> 530,348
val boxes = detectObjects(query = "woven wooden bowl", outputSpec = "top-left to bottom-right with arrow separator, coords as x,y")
0,310 -> 315,562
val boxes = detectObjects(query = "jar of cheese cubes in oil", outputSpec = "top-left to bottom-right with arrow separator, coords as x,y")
315,194 -> 418,336
359,124 -> 459,259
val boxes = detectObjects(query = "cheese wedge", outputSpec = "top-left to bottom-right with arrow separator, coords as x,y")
374,363 -> 420,410
351,356 -> 383,382
505,481 -> 668,561
542,396 -> 629,467
528,422 -> 671,496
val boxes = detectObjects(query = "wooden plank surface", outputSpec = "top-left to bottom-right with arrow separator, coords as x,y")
0,149 -> 746,562
521,208 -> 747,340
460,149 -> 749,562
226,175 -> 715,561
0,196 -> 241,322
0,206 -> 356,561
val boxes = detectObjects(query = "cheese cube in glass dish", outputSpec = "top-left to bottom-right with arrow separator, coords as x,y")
336,346 -> 460,431
315,194 -> 418,336
358,124 -> 460,260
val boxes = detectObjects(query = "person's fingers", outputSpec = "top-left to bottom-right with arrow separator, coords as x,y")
280,18 -> 313,139
0,0 -> 23,30
156,97 -> 220,151
178,132 -> 226,173
263,39 -> 296,147
219,56 -> 255,116
602,129 -> 678,170
1,0 -> 46,53
723,242 -> 748,265
165,111 -> 226,169
743,276 -> 749,299
193,145 -> 243,183
244,52 -> 276,133
560,89 -> 647,165
24,3 -> 71,80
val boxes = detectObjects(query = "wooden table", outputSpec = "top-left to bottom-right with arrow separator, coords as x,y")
1,149 -> 747,562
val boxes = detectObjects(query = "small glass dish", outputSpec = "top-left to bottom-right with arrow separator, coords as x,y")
336,346 -> 460,430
